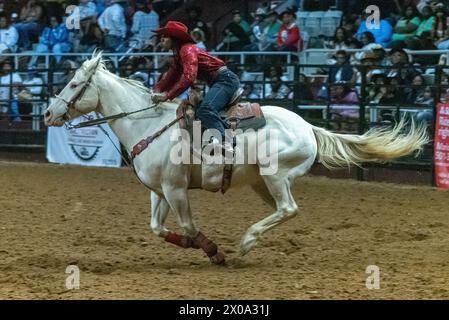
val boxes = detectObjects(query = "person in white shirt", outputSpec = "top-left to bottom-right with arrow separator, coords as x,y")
0,61 -> 22,121
130,0 -> 159,49
98,0 -> 126,51
22,68 -> 43,97
191,28 -> 206,50
0,14 -> 18,54
78,0 -> 97,20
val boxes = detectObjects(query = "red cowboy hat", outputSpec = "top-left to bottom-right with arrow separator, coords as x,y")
153,21 -> 195,44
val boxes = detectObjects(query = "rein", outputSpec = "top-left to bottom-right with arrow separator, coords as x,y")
65,104 -> 160,130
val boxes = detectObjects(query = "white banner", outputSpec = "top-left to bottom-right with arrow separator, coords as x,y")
46,112 -> 122,168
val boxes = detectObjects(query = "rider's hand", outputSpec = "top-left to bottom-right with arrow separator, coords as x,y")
152,93 -> 168,104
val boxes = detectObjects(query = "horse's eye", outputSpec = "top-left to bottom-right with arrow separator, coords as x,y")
70,83 -> 78,89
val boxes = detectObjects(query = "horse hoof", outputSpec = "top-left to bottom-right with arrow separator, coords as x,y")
240,233 -> 258,256
210,250 -> 226,265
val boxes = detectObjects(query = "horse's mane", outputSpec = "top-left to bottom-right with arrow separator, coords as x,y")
82,51 -> 180,111
83,51 -> 152,96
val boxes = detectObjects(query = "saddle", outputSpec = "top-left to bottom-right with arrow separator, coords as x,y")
176,89 -> 266,133
176,90 -> 266,194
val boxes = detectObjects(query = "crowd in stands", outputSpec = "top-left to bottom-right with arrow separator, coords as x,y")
0,0 -> 448,128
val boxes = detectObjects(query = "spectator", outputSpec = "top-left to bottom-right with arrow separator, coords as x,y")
244,8 -> 267,50
266,76 -> 291,99
98,0 -> 127,52
0,60 -> 22,121
191,28 -> 206,50
386,48 -> 418,82
330,81 -> 360,126
431,3 -> 449,42
391,5 -> 421,42
78,0 -> 97,20
28,15 -> 71,68
233,10 -> 251,37
415,86 -> 435,124
0,13 -> 19,55
241,82 -> 261,99
406,73 -> 427,103
130,0 -> 159,49
72,0 -> 98,52
407,31 -> 439,65
295,73 -> 314,102
354,31 -> 378,62
219,11 -> 250,51
95,0 -> 107,16
260,10 -> 281,51
277,9 -> 301,51
14,0 -> 43,50
78,18 -> 103,53
329,50 -> 354,83
414,6 -> 436,38
356,12 -> 393,47
437,25 -> 449,49
326,27 -> 353,52
184,5 -> 210,42
22,68 -> 43,98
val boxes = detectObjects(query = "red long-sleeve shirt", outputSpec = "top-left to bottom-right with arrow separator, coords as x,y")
154,44 -> 225,100
277,23 -> 301,50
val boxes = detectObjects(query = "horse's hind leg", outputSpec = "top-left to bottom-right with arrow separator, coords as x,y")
241,174 -> 299,256
251,179 -> 276,210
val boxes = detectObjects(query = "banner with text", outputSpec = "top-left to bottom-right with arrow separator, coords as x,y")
435,103 -> 449,188
46,112 -> 122,168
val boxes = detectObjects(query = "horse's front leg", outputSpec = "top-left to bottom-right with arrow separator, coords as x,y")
161,184 -> 225,265
150,191 -> 199,249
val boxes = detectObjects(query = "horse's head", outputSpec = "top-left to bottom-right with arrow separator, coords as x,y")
44,53 -> 103,127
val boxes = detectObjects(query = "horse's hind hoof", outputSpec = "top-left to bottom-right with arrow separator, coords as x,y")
210,250 -> 226,265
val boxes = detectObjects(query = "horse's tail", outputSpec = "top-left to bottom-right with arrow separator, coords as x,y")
311,118 -> 429,169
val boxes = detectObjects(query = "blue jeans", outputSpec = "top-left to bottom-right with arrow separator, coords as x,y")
14,22 -> 40,50
104,35 -> 124,52
196,68 -> 240,139
28,42 -> 72,67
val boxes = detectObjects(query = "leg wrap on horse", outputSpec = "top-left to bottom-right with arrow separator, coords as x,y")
164,232 -> 199,249
193,232 -> 218,257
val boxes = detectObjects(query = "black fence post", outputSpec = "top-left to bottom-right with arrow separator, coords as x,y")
357,65 -> 367,181
431,65 -> 443,187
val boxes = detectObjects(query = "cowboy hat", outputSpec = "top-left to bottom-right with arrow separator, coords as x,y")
153,21 -> 195,44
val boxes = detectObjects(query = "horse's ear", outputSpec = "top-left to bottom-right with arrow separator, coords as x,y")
88,50 -> 103,73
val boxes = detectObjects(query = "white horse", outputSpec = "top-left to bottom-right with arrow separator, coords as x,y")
44,53 -> 428,264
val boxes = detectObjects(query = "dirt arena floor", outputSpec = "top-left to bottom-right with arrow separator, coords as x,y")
1,161 -> 449,300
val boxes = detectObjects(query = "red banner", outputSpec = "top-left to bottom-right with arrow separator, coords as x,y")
435,103 -> 449,188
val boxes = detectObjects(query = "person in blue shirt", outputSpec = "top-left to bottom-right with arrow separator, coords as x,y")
28,15 -> 71,68
356,13 -> 393,47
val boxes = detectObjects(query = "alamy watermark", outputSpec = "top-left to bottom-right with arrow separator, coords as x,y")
65,265 -> 80,290
365,265 -> 380,290
365,5 -> 381,30
65,5 -> 81,30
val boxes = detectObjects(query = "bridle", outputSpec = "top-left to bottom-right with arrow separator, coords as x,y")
53,59 -> 101,123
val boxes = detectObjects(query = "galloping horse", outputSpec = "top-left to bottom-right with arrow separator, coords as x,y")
44,53 -> 428,265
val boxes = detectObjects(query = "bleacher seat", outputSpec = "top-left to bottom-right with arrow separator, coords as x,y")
297,11 -> 309,32
321,10 -> 343,37
305,11 -> 325,37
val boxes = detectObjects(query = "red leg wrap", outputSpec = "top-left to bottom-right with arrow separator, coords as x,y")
164,232 -> 195,248
193,232 -> 218,257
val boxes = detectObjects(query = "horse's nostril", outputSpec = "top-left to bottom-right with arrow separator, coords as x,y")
44,110 -> 51,118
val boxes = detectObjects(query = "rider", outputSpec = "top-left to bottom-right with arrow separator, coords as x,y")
151,21 -> 240,152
